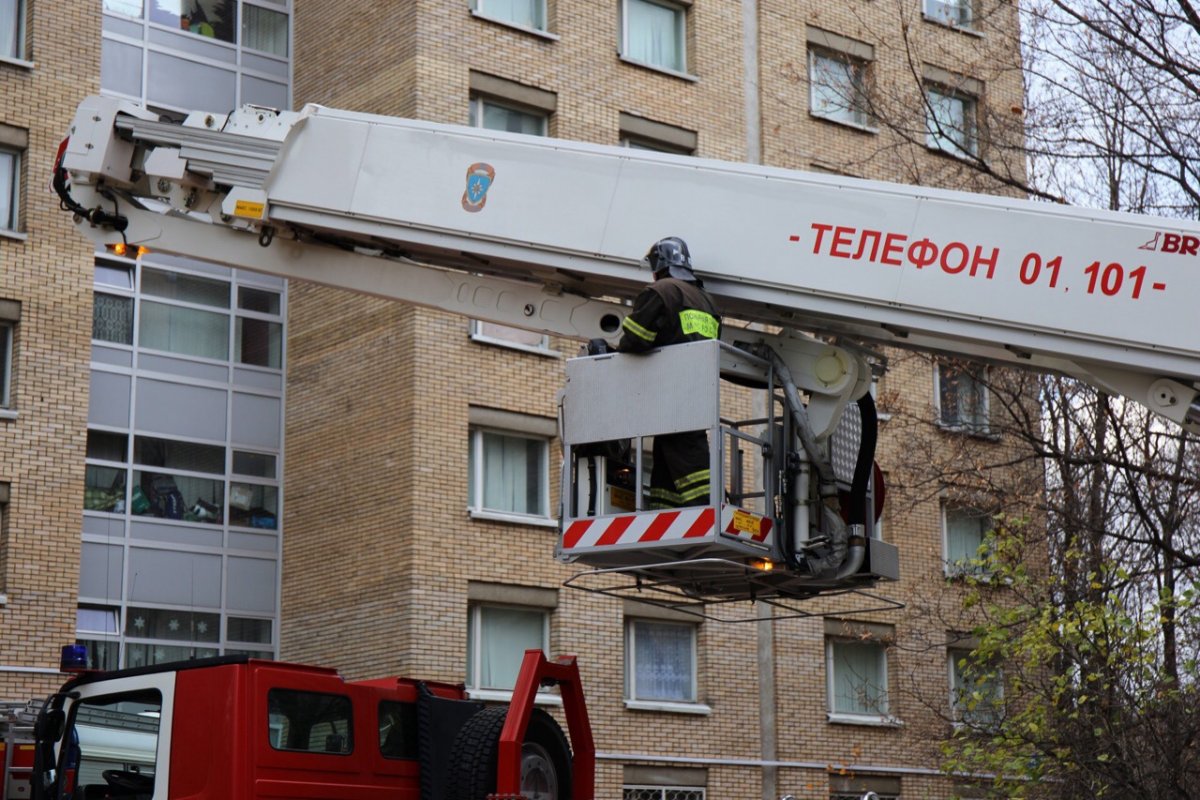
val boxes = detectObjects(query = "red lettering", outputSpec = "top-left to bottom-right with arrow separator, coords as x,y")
969,246 -> 999,279
881,232 -> 907,266
940,242 -> 969,274
851,230 -> 882,261
1183,236 -> 1199,256
811,222 -> 833,254
830,226 -> 855,258
907,238 -> 938,269
1162,233 -> 1181,253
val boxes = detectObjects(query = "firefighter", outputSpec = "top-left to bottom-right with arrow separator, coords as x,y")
618,237 -> 721,508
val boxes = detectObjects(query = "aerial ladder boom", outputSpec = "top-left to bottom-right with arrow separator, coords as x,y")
53,95 -> 1200,613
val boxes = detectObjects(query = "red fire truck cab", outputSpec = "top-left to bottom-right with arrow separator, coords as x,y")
30,651 -> 592,800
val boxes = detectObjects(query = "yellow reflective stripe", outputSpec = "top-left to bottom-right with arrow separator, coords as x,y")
679,309 -> 719,339
675,469 -> 711,489
648,487 -> 683,502
621,316 -> 657,342
678,484 -> 711,501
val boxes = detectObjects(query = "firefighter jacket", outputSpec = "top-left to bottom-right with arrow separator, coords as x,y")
617,277 -> 721,353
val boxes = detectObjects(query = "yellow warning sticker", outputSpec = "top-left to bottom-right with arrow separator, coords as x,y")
609,486 -> 636,511
730,509 -> 761,535
234,199 -> 266,219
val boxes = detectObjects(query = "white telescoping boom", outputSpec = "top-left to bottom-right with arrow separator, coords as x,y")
54,95 -> 1200,612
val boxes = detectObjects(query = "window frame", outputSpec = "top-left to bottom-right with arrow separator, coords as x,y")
0,146 -> 19,234
0,0 -> 25,63
470,0 -> 550,35
620,0 -> 690,77
623,788 -> 706,800
465,602 -> 551,695
624,618 -> 707,711
948,647 -> 1004,728
0,321 -> 10,410
808,47 -> 873,131
467,426 -> 553,524
924,0 -> 975,31
468,319 -> 556,356
942,505 -> 994,577
925,83 -> 979,158
934,361 -> 990,434
468,94 -> 550,136
825,636 -> 891,725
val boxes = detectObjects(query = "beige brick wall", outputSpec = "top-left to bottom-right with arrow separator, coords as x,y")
284,2 -> 1027,798
0,0 -> 100,696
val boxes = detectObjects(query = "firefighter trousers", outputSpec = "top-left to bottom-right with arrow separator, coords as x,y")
648,431 -> 712,508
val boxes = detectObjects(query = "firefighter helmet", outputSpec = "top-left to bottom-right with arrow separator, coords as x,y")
644,237 -> 696,282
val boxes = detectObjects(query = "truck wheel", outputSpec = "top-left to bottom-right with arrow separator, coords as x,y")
446,706 -> 572,800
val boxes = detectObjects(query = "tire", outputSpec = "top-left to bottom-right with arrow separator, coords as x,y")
445,706 -> 573,800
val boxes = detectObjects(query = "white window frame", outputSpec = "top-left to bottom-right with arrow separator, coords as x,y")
624,618 -> 709,713
942,505 -> 993,577
468,426 -> 554,524
466,603 -> 560,703
468,319 -> 556,356
925,84 -> 979,158
924,0 -> 975,31
469,95 -> 549,136
948,647 -> 1003,728
0,0 -> 25,63
0,146 -> 19,234
620,0 -> 689,77
934,361 -> 989,433
826,636 -> 892,725
623,787 -> 706,800
470,0 -> 550,35
0,321 -> 10,410
808,47 -> 872,130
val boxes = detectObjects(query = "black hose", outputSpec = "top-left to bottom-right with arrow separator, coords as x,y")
847,392 -> 878,527
52,155 -> 128,233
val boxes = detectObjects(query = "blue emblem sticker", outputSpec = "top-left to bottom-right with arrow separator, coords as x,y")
462,162 -> 495,212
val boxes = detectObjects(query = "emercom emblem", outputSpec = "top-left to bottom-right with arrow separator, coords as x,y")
462,162 -> 495,212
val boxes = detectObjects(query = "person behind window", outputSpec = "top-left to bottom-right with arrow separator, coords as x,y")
616,237 -> 721,508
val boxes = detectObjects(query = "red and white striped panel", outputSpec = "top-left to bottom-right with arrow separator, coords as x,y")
562,508 -> 716,551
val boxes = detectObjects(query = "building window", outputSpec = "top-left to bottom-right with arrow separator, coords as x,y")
626,619 -> 697,703
0,0 -> 23,60
0,147 -> 17,231
926,84 -> 978,157
236,286 -> 283,368
935,361 -> 988,432
619,112 -> 696,154
624,789 -> 705,800
468,428 -> 550,518
809,49 -> 870,128
944,506 -> 993,576
242,3 -> 289,56
472,0 -> 546,31
621,0 -> 687,74
469,320 -> 553,354
925,0 -> 974,30
466,604 -> 549,691
830,775 -> 901,800
0,321 -> 10,409
827,634 -> 889,722
469,95 -> 548,136
949,646 -> 1003,728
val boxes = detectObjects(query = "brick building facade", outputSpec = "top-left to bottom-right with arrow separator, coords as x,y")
0,1 -> 1027,798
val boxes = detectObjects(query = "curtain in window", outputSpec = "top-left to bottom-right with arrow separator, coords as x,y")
94,294 -> 134,345
939,364 -> 986,428
633,621 -> 694,701
926,89 -> 972,155
481,102 -> 545,135
946,510 -> 989,567
481,432 -> 544,514
481,0 -> 543,29
831,640 -> 885,714
811,54 -> 857,122
242,4 -> 288,56
0,0 -> 17,59
139,301 -> 229,360
0,149 -> 15,229
626,0 -> 681,71
474,606 -> 544,689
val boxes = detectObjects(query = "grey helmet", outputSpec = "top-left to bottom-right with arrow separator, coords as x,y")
644,237 -> 697,282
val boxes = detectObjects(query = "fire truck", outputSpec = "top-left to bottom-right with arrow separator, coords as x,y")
31,95 -> 1200,800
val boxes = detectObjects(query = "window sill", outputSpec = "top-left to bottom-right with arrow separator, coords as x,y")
0,409 -> 16,422
0,229 -> 28,242
617,55 -> 698,83
922,15 -> 984,38
810,112 -> 878,135
467,688 -> 563,706
624,699 -> 711,715
826,712 -> 903,728
469,9 -> 560,41
936,422 -> 999,441
469,333 -> 561,358
469,508 -> 559,528
0,56 -> 34,71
